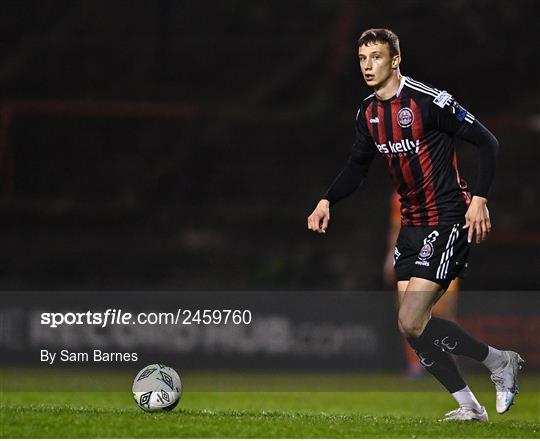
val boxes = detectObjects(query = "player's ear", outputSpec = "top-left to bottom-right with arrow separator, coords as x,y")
391,55 -> 401,69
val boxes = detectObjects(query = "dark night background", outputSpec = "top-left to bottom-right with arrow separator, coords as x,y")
0,0 -> 538,291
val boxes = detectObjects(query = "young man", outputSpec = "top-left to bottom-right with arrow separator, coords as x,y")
307,28 -> 523,421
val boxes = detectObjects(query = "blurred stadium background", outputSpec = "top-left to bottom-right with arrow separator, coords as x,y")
0,0 -> 538,374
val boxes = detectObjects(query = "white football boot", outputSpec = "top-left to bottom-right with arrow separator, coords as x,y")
442,406 -> 489,422
490,350 -> 524,413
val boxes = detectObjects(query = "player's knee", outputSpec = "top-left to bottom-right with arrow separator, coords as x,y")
397,313 -> 425,339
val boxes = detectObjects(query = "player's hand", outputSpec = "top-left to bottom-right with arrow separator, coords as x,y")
463,196 -> 491,244
307,199 -> 331,234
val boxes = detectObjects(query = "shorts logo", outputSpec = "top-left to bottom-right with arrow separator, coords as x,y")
397,107 -> 414,128
415,230 -> 439,267
418,243 -> 434,261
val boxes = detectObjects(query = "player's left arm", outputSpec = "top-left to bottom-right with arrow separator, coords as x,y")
430,93 -> 499,243
456,120 -> 499,243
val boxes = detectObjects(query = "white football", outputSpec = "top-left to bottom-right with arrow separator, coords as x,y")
132,364 -> 182,412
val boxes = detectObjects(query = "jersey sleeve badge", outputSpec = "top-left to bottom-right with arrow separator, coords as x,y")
433,90 -> 453,108
433,90 -> 475,124
451,102 -> 468,122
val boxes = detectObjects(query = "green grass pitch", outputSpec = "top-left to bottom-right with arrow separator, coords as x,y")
1,370 -> 539,438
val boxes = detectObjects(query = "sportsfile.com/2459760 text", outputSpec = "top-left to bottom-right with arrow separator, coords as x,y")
40,309 -> 252,328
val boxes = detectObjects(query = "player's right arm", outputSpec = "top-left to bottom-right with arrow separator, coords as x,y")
307,111 -> 376,234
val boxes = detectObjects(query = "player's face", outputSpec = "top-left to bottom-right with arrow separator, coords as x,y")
358,42 -> 399,88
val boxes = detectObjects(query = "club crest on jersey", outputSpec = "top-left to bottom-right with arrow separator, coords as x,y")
397,107 -> 414,128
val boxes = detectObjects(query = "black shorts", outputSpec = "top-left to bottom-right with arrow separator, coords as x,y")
394,223 -> 470,290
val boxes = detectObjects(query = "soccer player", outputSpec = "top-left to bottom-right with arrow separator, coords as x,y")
307,28 -> 523,421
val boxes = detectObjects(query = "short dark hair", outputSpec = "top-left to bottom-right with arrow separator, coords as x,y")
358,28 -> 400,57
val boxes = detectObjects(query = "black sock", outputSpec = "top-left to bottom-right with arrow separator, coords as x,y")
419,317 -> 489,362
407,336 -> 466,393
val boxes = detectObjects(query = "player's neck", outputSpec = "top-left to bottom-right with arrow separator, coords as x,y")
374,72 -> 402,101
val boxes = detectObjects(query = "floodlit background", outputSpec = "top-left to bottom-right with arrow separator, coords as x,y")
0,1 -> 538,372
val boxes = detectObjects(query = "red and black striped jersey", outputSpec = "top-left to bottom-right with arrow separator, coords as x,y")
356,76 -> 475,226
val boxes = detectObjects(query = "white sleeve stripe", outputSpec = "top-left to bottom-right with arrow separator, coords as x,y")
404,79 -> 439,97
404,80 -> 438,98
406,78 -> 476,124
406,76 -> 439,90
405,77 -> 440,94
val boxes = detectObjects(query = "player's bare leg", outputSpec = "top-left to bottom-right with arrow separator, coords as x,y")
398,280 -> 459,378
398,277 -> 523,417
397,277 -> 487,421
397,277 -> 444,338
